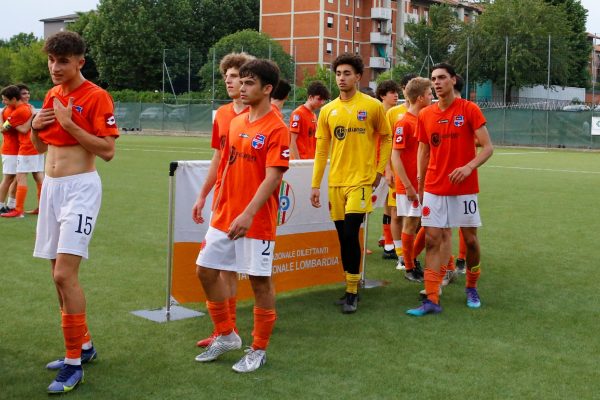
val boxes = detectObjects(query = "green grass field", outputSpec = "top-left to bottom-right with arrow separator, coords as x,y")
2,135 -> 600,399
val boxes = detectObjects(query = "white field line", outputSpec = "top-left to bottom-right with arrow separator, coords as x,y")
495,151 -> 548,155
486,165 -> 600,174
118,147 -> 212,154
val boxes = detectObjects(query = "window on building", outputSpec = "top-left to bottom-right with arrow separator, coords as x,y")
345,17 -> 349,31
356,0 -> 360,8
355,45 -> 359,55
356,19 -> 360,32
346,0 -> 349,6
328,0 -> 334,3
327,15 -> 334,29
326,41 -> 333,54
344,43 -> 348,52
424,10 -> 429,22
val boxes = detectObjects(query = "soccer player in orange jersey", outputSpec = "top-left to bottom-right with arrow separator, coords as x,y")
194,59 -> 289,373
375,80 -> 401,260
30,32 -> 118,392
192,52 -> 254,348
0,86 -> 29,215
390,77 -> 433,283
406,63 -> 493,316
288,80 -> 330,159
1,85 -> 44,218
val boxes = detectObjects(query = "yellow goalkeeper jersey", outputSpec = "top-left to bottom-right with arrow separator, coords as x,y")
312,91 -> 392,188
386,102 -> 408,130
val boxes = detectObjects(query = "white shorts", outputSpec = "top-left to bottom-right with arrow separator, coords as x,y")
396,194 -> 422,217
421,192 -> 481,228
2,155 -> 17,175
196,226 -> 275,277
34,171 -> 102,260
17,154 -> 44,173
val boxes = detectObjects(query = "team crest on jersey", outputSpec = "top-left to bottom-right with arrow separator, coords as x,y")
251,134 -> 266,149
357,110 -> 367,121
277,180 -> 295,226
74,105 -> 83,114
331,109 -> 338,116
454,115 -> 465,127
105,113 -> 116,127
293,114 -> 300,121
422,206 -> 431,217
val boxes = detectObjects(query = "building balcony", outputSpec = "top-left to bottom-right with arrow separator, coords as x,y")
370,32 -> 392,45
369,57 -> 390,69
371,7 -> 392,20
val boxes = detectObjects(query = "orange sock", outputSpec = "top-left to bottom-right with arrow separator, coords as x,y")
82,321 -> 92,347
15,185 -> 27,213
401,232 -> 415,270
447,255 -> 456,271
383,223 -> 393,246
228,297 -> 237,330
466,265 -> 481,288
413,227 -> 425,258
206,300 -> 233,336
252,307 -> 276,351
424,269 -> 444,304
458,229 -> 467,260
62,313 -> 86,361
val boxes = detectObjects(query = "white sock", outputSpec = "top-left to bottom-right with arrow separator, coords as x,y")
82,340 -> 93,350
63,357 -> 82,366
393,240 -> 402,249
384,244 -> 394,251
0,202 -> 5,208
7,197 -> 16,208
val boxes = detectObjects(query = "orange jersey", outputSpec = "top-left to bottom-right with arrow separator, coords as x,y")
416,98 -> 486,195
271,103 -> 284,121
211,102 -> 249,208
38,80 -> 119,146
289,104 -> 317,159
211,111 -> 290,241
393,112 -> 419,194
18,131 -> 38,156
2,103 -> 31,156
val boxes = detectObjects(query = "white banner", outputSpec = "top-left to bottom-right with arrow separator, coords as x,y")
592,117 -> 600,136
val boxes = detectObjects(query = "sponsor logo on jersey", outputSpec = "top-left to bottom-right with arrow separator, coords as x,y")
277,180 -> 295,226
454,115 -> 465,127
228,146 -> 256,165
74,105 -> 84,114
331,109 -> 338,116
334,126 -> 346,140
239,133 -> 249,138
251,133 -> 266,149
291,121 -> 298,128
219,135 -> 226,150
280,146 -> 290,159
357,110 -> 367,121
292,114 -> 300,121
395,127 -> 403,143
438,119 -> 449,124
104,113 -> 116,127
431,132 -> 441,147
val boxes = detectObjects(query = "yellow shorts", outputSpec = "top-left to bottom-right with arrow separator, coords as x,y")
328,185 -> 373,221
387,187 -> 397,207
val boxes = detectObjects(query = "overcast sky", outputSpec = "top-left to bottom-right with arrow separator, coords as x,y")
0,0 -> 598,41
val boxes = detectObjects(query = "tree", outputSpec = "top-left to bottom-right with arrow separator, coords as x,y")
197,30 -> 294,100
543,0 -> 590,88
401,5 -> 463,75
10,40 -> 49,85
0,33 -> 38,51
82,0 -> 259,91
452,0 -> 575,102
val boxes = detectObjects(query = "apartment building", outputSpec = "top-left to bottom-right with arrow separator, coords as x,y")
260,0 -> 482,88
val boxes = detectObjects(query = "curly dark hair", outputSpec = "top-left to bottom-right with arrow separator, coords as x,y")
306,81 -> 330,100
239,59 -> 280,91
332,53 -> 364,75
375,80 -> 399,101
43,31 -> 86,56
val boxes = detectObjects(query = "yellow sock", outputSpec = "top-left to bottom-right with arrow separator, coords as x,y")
345,273 -> 361,294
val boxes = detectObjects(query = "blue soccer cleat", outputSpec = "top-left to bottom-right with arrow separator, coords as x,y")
47,364 -> 84,394
466,287 -> 481,308
46,346 -> 97,370
406,299 -> 442,316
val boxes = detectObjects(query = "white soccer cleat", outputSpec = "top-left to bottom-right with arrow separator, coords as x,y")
194,332 -> 242,362
232,347 -> 267,373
